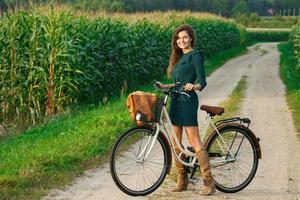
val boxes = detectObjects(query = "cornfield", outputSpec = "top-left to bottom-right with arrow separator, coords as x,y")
0,10 -> 243,127
0,11 -> 83,125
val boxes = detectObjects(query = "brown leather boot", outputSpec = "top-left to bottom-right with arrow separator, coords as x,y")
196,149 -> 216,196
171,148 -> 188,192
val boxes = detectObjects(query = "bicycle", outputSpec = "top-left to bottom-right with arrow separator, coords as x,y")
110,82 -> 262,196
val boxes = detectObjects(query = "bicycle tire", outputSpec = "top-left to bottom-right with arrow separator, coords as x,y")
110,126 -> 169,196
205,124 -> 259,193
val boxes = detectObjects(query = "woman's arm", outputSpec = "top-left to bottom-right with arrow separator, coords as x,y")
184,83 -> 201,91
192,83 -> 201,90
192,52 -> 207,91
155,81 -> 175,89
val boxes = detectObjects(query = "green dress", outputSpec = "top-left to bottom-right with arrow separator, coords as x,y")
169,50 -> 207,126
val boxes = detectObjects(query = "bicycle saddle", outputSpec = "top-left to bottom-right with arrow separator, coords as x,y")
200,105 -> 225,116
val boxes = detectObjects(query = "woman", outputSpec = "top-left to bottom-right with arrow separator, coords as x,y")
156,24 -> 215,196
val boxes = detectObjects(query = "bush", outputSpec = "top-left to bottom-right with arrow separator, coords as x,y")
246,30 -> 290,43
290,22 -> 300,72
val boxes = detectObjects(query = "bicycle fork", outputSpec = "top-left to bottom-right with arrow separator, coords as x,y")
136,124 -> 160,162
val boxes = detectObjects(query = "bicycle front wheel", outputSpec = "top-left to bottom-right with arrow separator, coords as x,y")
110,126 -> 169,196
205,125 -> 259,193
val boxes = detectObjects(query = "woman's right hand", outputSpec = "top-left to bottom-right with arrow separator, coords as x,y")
154,81 -> 176,89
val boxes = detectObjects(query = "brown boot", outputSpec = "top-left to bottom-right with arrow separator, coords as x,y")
196,149 -> 216,196
171,148 -> 188,192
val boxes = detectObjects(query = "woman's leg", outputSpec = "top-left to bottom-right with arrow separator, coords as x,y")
185,126 -> 215,196
184,126 -> 204,152
172,125 -> 183,149
171,125 -> 188,192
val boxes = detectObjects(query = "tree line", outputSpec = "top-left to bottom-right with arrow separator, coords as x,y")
1,0 -> 300,17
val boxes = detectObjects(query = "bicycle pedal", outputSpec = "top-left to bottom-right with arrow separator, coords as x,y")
187,146 -> 195,153
189,177 -> 200,185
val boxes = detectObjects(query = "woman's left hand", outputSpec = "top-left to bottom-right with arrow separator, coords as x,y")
184,83 -> 194,91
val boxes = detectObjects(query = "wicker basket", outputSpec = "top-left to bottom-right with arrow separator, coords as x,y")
127,92 -> 164,125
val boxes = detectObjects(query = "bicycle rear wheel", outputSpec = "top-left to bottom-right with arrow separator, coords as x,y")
110,126 -> 169,196
205,125 -> 259,193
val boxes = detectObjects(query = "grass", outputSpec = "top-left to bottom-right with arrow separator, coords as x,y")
205,45 -> 248,76
205,75 -> 248,140
217,76 -> 248,119
258,16 -> 298,29
245,16 -> 299,29
0,45 -> 248,200
278,42 -> 300,135
0,95 -> 133,199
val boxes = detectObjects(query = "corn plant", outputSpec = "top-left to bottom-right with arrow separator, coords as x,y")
0,11 -> 244,127
0,11 -> 81,126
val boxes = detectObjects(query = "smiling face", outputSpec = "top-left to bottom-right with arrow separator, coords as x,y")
176,30 -> 192,51
167,24 -> 196,78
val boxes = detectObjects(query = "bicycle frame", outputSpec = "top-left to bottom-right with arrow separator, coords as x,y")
110,86 -> 262,195
136,94 -> 236,167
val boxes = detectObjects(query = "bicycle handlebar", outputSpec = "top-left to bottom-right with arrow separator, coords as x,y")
153,81 -> 191,98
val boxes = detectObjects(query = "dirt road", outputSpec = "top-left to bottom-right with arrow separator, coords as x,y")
43,43 -> 300,200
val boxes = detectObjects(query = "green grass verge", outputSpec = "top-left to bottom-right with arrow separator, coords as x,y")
205,45 -> 248,76
0,96 -> 133,199
0,45 -> 247,200
278,42 -> 300,135
217,76 -> 247,118
207,75 -> 248,138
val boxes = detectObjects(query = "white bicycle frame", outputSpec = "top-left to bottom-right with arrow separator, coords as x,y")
136,94 -> 236,167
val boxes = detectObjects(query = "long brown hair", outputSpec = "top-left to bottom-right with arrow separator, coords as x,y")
167,24 -> 196,79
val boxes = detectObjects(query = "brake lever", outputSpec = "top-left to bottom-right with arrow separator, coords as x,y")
180,91 -> 190,98
153,83 -> 160,91
153,81 -> 160,89
175,83 -> 190,98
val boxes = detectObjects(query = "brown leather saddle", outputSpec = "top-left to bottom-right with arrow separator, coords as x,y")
200,105 -> 225,116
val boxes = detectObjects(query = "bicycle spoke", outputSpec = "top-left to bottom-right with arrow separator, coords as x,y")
207,127 -> 259,192
144,164 -> 159,186
236,160 -> 251,174
232,163 -> 244,186
240,158 -> 254,167
234,162 -> 249,181
111,128 -> 168,195
144,164 -> 160,180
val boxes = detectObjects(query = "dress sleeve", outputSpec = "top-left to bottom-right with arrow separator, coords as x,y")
192,52 -> 207,91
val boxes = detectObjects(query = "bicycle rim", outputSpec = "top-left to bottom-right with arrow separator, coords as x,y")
110,127 -> 168,196
206,126 -> 259,193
